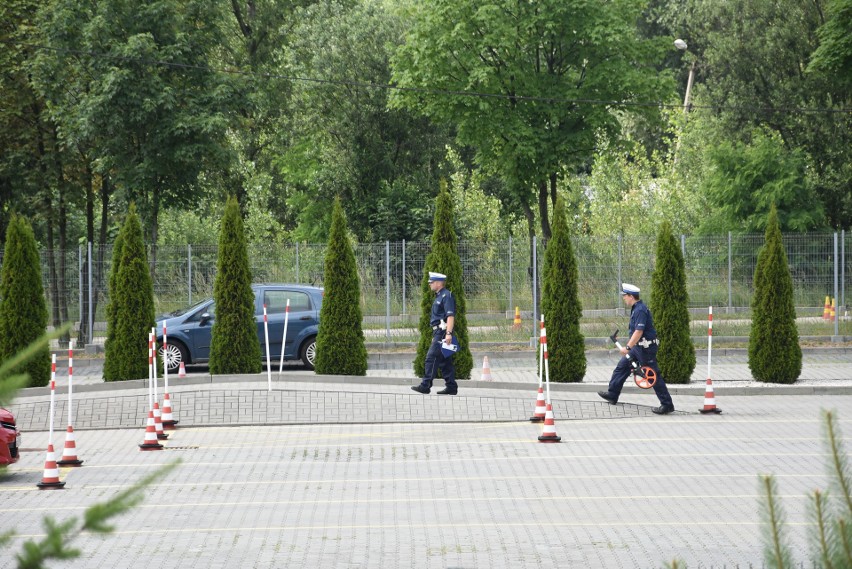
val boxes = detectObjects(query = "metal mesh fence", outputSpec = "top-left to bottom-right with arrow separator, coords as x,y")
1,232 -> 848,343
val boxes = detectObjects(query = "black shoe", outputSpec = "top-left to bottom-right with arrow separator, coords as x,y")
411,385 -> 430,394
652,406 -> 675,415
597,391 -> 618,405
437,388 -> 457,395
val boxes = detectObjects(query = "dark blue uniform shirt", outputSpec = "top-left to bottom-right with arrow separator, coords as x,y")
629,300 -> 657,340
430,288 -> 456,327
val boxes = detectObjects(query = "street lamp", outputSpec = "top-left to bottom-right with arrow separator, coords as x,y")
675,39 -> 696,114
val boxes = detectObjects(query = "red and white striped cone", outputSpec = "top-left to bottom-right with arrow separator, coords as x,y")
139,410 -> 164,451
152,402 -> 168,440
529,387 -> 547,422
537,403 -> 562,443
56,425 -> 83,466
699,378 -> 722,414
161,392 -> 178,429
480,356 -> 493,381
178,361 -> 186,378
37,444 -> 66,489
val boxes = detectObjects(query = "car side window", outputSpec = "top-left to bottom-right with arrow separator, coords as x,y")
186,303 -> 215,322
264,290 -> 311,314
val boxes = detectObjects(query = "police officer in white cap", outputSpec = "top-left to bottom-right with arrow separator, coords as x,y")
598,283 -> 675,414
411,271 -> 458,395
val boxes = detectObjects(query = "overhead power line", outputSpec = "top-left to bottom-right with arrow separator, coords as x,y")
4,39 -> 851,116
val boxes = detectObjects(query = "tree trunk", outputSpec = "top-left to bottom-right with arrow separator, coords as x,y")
538,180 -> 551,239
55,134 -> 69,345
77,165 -> 95,345
34,107 -> 62,338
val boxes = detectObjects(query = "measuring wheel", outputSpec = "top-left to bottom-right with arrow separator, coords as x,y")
634,367 -> 657,389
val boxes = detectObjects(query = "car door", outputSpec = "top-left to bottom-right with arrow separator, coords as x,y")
259,288 -> 316,360
183,301 -> 215,361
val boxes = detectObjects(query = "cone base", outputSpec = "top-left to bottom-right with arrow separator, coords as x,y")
162,420 -> 178,429
699,408 -> 722,414
139,443 -> 164,451
529,416 -> 545,423
156,433 -> 169,440
537,435 -> 561,443
37,480 -> 66,489
57,459 -> 83,466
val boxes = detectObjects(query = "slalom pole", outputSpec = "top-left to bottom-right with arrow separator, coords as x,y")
707,306 -> 712,380
542,315 -> 550,405
49,355 -> 56,446
538,315 -> 544,389
163,322 -> 169,396
263,304 -> 272,391
278,299 -> 290,374
66,339 -> 74,427
148,332 -> 154,412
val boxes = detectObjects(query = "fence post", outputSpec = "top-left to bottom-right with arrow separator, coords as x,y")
532,236 -> 538,345
401,239 -> 406,316
508,236 -> 513,319
295,242 -> 300,283
834,232 -> 840,340
78,245 -> 83,341
728,231 -> 733,313
188,244 -> 192,305
385,240 -> 391,343
842,229 -> 846,310
681,234 -> 686,258
87,242 -> 93,346
617,233 -> 623,313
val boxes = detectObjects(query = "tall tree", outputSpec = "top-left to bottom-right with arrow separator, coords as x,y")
414,182 -> 472,379
748,205 -> 802,384
101,226 -> 126,381
314,198 -> 367,375
0,215 -> 51,387
209,196 -> 262,374
650,220 -> 695,383
103,205 -> 155,381
540,198 -> 585,383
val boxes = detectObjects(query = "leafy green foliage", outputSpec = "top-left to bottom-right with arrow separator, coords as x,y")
209,196 -> 262,374
314,199 -> 367,376
414,182 -> 472,379
0,215 -> 50,387
759,474 -> 794,569
748,206 -> 802,383
650,221 -> 695,383
808,0 -> 852,90
103,205 -> 155,381
540,198 -> 585,383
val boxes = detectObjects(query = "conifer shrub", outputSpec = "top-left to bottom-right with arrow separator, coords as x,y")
540,198 -> 585,382
101,229 -> 125,380
414,181 -> 472,379
650,220 -> 695,383
103,205 -> 155,381
209,195 -> 262,374
748,205 -> 801,383
314,199 -> 367,375
0,215 -> 51,387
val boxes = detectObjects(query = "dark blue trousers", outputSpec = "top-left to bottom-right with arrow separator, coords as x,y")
419,330 -> 457,392
607,345 -> 674,409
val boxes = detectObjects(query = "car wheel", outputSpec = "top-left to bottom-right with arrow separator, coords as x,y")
158,339 -> 188,373
300,336 -> 316,370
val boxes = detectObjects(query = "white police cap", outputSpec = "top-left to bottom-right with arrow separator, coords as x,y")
621,283 -> 640,295
428,272 -> 447,282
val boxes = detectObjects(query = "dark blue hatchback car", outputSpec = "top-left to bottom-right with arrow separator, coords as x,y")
156,284 -> 323,371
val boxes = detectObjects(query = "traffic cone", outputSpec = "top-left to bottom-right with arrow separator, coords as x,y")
529,387 -> 547,422
537,403 -> 561,443
178,361 -> 186,378
823,296 -> 831,319
699,378 -> 722,414
512,306 -> 522,330
36,444 -> 66,489
480,356 -> 493,381
152,402 -> 168,440
161,392 -> 178,429
830,298 -> 836,322
139,410 -> 164,450
56,425 -> 83,466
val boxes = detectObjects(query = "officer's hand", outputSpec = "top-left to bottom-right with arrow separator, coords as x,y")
619,346 -> 629,356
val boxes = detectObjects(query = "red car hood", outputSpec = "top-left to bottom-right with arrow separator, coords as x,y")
0,408 -> 14,426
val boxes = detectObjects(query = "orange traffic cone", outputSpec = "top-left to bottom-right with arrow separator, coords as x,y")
529,387 -> 547,423
56,425 -> 83,466
823,296 -> 831,319
178,361 -> 186,378
480,356 -> 493,381
152,402 -> 168,440
537,403 -> 561,443
512,307 -> 522,330
161,393 -> 178,429
37,444 -> 65,489
830,298 -> 836,322
699,378 -> 722,414
139,410 -> 164,450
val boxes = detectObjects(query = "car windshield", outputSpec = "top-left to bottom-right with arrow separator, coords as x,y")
170,299 -> 211,317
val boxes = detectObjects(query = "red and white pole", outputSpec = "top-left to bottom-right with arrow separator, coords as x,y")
278,299 -> 290,374
707,306 -> 713,380
541,315 -> 550,404
538,315 -> 544,389
537,312 -> 561,443
49,355 -> 56,445
162,322 -> 169,395
263,303 -> 272,391
58,339 -> 82,466
148,332 -> 154,412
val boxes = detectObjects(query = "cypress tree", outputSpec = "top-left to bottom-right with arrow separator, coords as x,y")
540,198 -> 586,383
650,220 -> 696,383
101,228 -> 125,380
209,195 -> 262,374
103,204 -> 155,381
748,205 -> 801,383
314,198 -> 367,375
414,181 -> 472,379
0,215 -> 50,387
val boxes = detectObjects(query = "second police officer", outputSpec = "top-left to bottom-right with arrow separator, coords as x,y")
411,272 -> 458,395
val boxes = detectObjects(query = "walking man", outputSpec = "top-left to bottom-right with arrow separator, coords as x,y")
412,272 -> 458,395
598,283 -> 675,414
